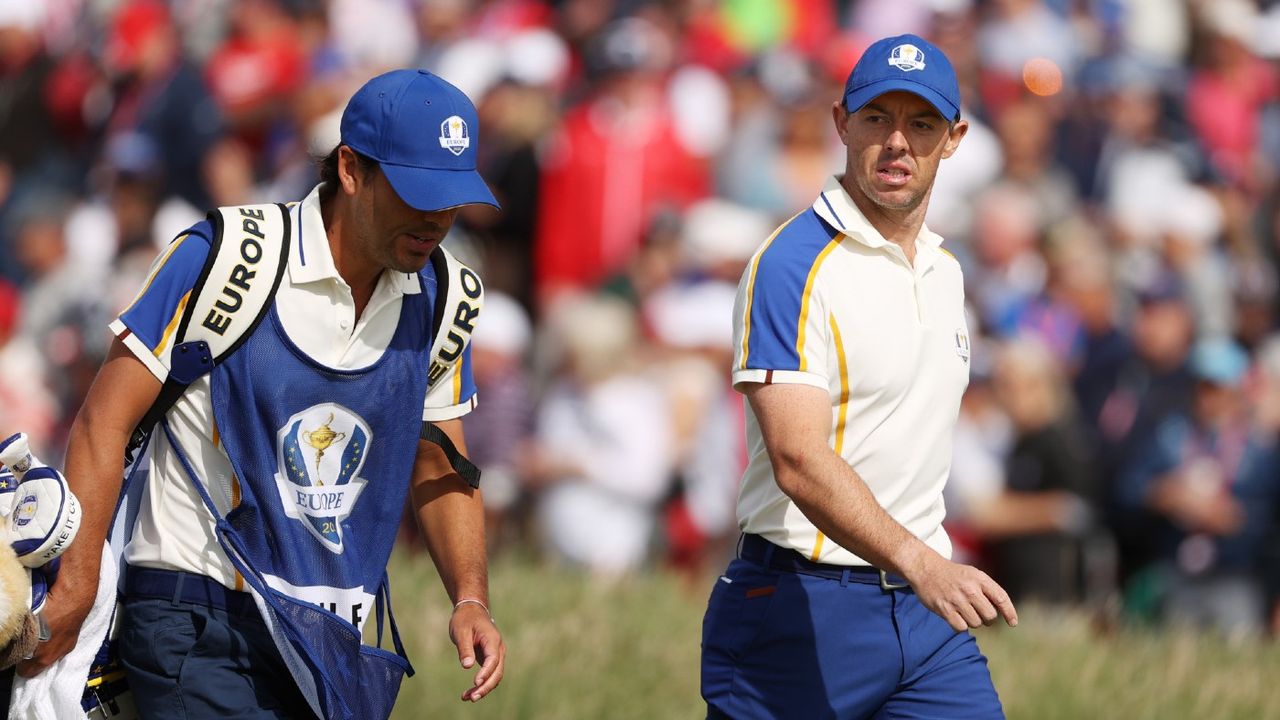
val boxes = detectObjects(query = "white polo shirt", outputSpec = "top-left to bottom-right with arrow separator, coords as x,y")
110,185 -> 478,588
732,176 -> 970,566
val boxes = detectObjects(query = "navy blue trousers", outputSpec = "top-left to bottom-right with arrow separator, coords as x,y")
119,596 -> 315,719
702,557 -> 1004,719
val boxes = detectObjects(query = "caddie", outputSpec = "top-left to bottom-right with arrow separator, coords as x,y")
19,69 -> 505,719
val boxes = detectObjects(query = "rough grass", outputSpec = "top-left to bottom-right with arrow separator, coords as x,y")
387,552 -> 1280,719
981,608 -> 1280,720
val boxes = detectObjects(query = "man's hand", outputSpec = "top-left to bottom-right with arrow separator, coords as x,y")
1151,470 -> 1244,536
902,549 -> 1018,633
15,582 -> 96,677
448,602 -> 505,702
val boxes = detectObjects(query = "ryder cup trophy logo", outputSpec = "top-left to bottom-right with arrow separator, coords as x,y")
303,416 -> 345,479
439,115 -> 471,156
275,403 -> 371,553
888,44 -> 926,72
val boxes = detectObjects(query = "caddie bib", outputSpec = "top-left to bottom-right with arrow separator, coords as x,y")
167,253 -> 436,720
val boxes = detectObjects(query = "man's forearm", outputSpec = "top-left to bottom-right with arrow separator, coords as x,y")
58,411 -> 130,595
775,447 -> 935,578
58,339 -> 163,596
414,479 -> 489,604
410,432 -> 489,604
748,383 -> 941,580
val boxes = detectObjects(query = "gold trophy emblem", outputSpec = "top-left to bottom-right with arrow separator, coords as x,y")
301,413 -> 346,485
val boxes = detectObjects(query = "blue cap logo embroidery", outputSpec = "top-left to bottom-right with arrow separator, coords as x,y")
439,115 -> 471,156
888,44 -> 926,72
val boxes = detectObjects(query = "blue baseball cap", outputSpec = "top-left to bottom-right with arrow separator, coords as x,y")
1189,338 -> 1249,387
843,34 -> 961,122
340,69 -> 499,211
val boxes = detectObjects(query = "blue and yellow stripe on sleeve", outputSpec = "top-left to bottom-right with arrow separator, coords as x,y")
116,220 -> 215,356
453,343 -> 477,407
738,210 -> 843,374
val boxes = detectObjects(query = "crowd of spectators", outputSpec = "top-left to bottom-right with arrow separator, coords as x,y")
3,0 -> 1280,639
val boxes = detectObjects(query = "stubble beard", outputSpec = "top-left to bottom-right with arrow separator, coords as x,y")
360,194 -> 430,275
385,241 -> 432,275
853,170 -> 925,218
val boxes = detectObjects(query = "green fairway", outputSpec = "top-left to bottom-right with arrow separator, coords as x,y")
388,552 -> 1280,719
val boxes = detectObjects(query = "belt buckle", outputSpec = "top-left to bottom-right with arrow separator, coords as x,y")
879,569 -> 910,591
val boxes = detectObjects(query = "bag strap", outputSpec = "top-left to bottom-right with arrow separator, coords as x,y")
420,422 -> 480,488
419,246 -> 483,487
425,246 -> 483,383
125,203 -> 292,464
374,572 -> 410,664
427,247 -> 451,355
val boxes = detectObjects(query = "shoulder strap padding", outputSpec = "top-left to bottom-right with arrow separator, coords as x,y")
126,204 -> 290,464
177,203 -> 291,360
426,246 -> 484,388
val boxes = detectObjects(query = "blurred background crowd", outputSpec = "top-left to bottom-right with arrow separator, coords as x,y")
3,0 -> 1280,641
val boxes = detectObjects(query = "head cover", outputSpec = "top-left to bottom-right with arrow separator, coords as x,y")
0,433 -> 82,569
1189,338 -> 1249,387
340,69 -> 499,212
843,34 -> 961,122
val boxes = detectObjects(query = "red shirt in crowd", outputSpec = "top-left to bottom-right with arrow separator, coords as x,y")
535,86 -> 709,299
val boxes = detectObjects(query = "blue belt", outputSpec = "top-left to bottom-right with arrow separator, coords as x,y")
739,534 -> 912,590
124,565 -> 258,615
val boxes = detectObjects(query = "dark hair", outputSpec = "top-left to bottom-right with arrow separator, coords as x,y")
316,145 -> 378,203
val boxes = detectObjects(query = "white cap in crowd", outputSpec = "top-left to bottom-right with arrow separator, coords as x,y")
680,199 -> 773,269
471,291 -> 532,357
645,282 -> 737,351
0,0 -> 44,32
1158,184 -> 1223,247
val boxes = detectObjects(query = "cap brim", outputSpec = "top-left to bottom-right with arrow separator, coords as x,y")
381,163 -> 501,212
844,80 -> 960,121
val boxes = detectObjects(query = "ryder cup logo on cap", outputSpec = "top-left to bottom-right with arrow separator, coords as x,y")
844,33 -> 961,121
888,44 -> 926,72
439,115 -> 470,156
340,69 -> 499,212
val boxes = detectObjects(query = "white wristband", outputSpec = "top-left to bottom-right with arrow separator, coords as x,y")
453,598 -> 492,620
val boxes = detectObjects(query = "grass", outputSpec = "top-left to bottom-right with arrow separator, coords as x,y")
982,609 -> 1280,720
387,552 -> 1280,719
388,550 -> 704,720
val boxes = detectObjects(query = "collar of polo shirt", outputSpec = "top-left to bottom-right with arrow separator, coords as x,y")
811,176 -> 945,256
288,185 -> 421,296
